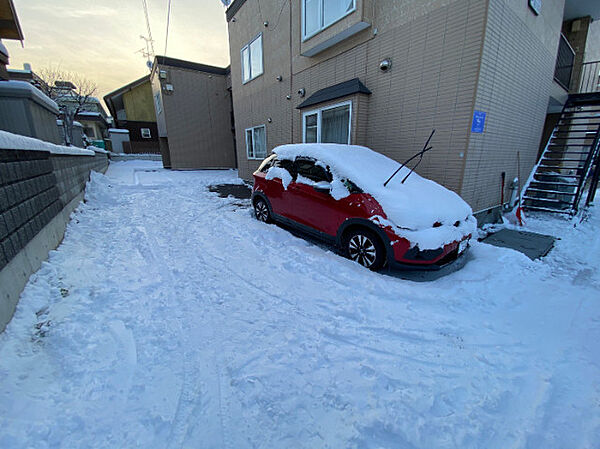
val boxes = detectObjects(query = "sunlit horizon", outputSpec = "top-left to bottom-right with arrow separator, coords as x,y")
4,0 -> 231,112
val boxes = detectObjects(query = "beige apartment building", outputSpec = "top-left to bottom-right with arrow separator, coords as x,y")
150,56 -> 237,169
226,0 -> 600,219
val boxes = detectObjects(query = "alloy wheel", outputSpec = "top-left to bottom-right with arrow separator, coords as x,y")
348,234 -> 377,268
254,200 -> 269,222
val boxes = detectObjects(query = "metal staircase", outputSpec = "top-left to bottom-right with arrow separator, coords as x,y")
523,94 -> 600,215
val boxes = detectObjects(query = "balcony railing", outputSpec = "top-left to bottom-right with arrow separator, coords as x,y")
578,61 -> 600,94
554,34 -> 575,90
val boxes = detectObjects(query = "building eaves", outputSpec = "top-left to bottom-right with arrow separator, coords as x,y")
297,78 -> 372,110
0,0 -> 24,40
155,56 -> 229,75
226,0 -> 247,22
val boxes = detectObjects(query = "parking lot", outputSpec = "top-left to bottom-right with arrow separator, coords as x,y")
1,160 -> 598,449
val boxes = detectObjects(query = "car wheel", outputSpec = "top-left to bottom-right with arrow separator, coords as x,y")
344,229 -> 385,270
254,198 -> 271,223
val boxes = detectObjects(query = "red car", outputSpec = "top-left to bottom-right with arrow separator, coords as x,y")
252,144 -> 477,270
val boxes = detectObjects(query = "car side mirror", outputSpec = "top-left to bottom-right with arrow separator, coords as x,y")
313,181 -> 331,194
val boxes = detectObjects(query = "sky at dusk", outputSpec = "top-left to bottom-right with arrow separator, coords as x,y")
4,1 -> 231,111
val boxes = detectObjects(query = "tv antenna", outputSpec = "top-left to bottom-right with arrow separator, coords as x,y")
138,0 -> 155,71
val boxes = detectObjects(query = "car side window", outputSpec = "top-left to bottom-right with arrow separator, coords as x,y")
273,158 -> 296,178
343,179 -> 362,194
295,158 -> 332,183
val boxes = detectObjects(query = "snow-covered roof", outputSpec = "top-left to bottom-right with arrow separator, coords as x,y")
0,130 -> 96,156
273,143 -> 476,249
0,80 -> 59,113
87,146 -> 110,154
77,111 -> 102,117
108,128 -> 129,134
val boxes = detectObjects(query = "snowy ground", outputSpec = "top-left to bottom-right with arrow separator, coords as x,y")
0,160 -> 599,449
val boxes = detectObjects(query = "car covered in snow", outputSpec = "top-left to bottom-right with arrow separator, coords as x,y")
251,144 -> 477,270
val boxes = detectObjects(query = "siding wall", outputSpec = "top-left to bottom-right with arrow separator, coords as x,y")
122,81 -> 156,123
230,0 -> 486,197
154,65 -> 236,169
462,0 -> 565,212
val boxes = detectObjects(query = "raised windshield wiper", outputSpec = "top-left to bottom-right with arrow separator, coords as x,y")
383,129 -> 435,187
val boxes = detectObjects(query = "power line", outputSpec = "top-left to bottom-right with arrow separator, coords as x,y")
164,0 -> 173,56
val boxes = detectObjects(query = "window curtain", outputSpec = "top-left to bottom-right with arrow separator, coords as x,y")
321,105 -> 350,144
253,126 -> 266,157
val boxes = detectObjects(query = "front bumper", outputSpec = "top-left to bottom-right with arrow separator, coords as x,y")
389,237 -> 471,271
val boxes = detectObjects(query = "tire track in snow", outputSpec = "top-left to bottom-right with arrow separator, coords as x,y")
135,223 -> 228,449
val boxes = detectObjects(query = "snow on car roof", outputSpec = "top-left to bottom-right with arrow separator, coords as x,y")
273,143 -> 475,248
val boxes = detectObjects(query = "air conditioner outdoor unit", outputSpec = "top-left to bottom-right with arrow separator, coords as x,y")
159,70 -> 167,79
165,84 -> 174,92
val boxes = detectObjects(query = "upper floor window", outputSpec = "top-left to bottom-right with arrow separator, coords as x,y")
303,0 -> 355,40
241,34 -> 263,83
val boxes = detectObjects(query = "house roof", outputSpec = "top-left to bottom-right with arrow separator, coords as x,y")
154,56 -> 230,76
296,78 -> 372,110
0,0 -> 24,40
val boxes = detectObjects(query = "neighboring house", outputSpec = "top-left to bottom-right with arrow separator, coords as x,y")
150,55 -> 236,169
226,0 -> 600,221
0,0 -> 62,145
55,89 -> 110,147
104,75 -> 160,154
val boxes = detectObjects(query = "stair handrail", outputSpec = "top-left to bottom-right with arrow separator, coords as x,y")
572,123 -> 600,213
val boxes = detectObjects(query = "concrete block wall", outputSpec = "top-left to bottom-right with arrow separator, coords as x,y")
0,149 -> 61,271
0,149 -> 108,332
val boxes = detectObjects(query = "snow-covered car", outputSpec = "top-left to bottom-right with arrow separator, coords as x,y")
251,144 -> 477,270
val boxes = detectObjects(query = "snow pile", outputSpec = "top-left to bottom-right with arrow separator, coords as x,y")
0,130 -> 95,156
274,144 -> 476,249
0,162 -> 598,448
265,166 -> 293,188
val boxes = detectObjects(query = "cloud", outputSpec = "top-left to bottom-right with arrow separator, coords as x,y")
6,0 -> 231,102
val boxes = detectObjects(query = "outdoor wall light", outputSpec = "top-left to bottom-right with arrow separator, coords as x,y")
231,17 -> 236,22
286,95 -> 291,100
264,21 -> 269,27
298,88 -> 306,97
379,59 -> 392,72
276,75 -> 283,81
268,117 -> 272,123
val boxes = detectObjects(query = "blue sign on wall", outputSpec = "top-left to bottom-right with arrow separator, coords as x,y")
471,110 -> 486,133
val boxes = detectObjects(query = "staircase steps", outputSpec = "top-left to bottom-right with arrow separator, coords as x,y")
522,96 -> 600,215
526,188 -> 576,195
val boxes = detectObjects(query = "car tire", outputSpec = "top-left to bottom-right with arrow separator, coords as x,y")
343,228 -> 385,271
253,197 -> 271,223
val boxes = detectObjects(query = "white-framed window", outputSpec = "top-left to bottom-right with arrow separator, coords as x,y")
141,128 -> 151,139
241,34 -> 263,84
246,125 -> 267,159
302,101 -> 352,144
302,0 -> 356,41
